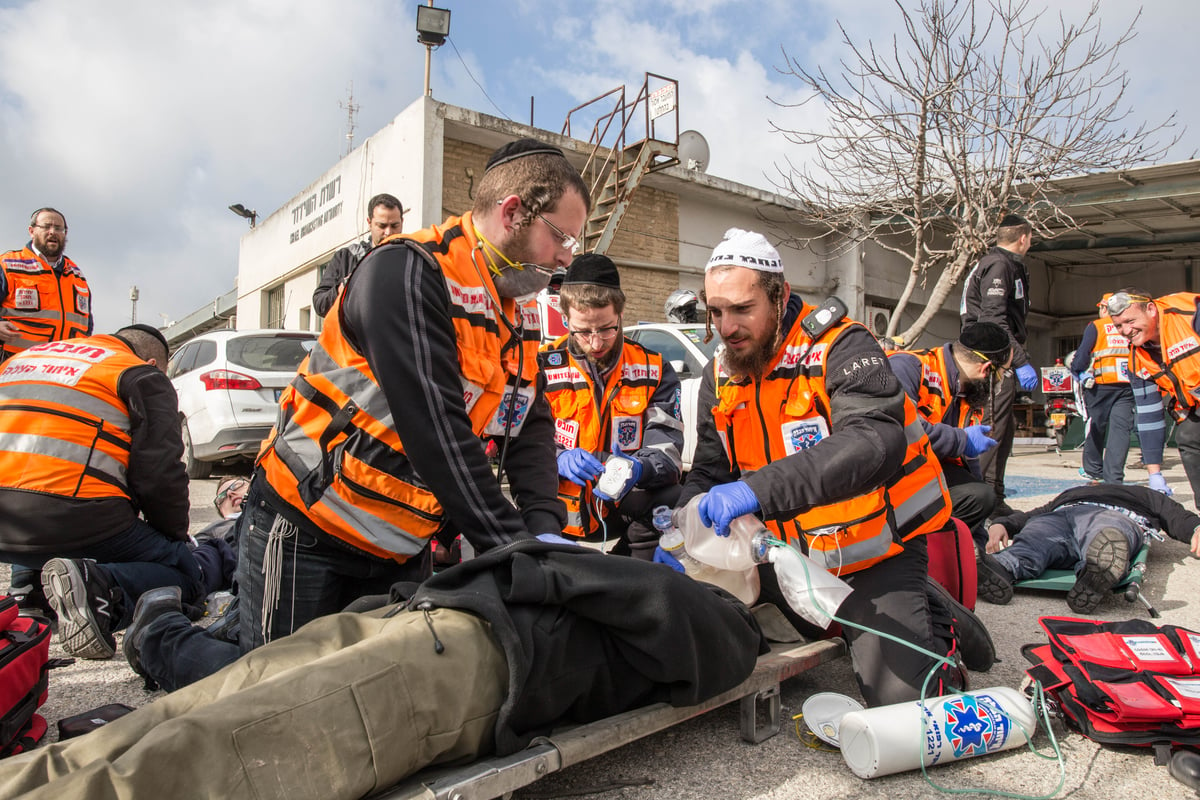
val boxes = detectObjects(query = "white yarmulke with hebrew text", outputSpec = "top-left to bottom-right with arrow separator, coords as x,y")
705,228 -> 783,273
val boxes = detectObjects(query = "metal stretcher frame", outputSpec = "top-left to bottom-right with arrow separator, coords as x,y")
374,637 -> 847,800
1013,542 -> 1158,617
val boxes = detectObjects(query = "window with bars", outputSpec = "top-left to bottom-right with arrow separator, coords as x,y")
265,285 -> 285,329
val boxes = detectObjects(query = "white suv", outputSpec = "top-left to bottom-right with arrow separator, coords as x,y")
621,323 -> 721,471
168,329 -> 317,478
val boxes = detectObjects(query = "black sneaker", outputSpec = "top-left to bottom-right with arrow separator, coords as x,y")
1067,527 -> 1130,614
927,577 -> 997,673
976,551 -> 1015,605
122,586 -> 183,690
10,580 -> 58,632
41,558 -> 121,660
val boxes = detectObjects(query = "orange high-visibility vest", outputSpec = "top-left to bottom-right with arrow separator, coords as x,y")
712,307 -> 949,575
0,246 -> 91,356
898,344 -> 983,428
0,335 -> 143,499
1087,319 -> 1132,385
540,336 -> 664,536
256,214 -> 541,562
1131,293 -> 1200,422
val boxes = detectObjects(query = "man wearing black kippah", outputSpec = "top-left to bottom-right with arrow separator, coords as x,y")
124,138 -> 593,693
538,254 -> 685,559
889,322 -> 1013,542
960,214 -> 1035,515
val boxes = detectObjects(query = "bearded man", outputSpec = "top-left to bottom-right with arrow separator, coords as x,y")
888,322 -> 1013,541
679,228 -> 994,707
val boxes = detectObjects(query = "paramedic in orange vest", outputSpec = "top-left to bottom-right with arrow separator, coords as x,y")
0,208 -> 92,361
237,139 -> 585,651
888,322 -> 1012,543
539,253 -> 685,559
0,325 -> 202,661
1107,288 -> 1194,501
678,228 -> 980,707
1069,296 -> 1136,484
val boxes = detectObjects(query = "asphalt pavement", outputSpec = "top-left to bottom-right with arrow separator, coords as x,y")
8,446 -> 1200,799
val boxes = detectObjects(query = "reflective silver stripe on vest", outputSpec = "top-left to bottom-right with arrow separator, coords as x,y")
0,383 -> 129,429
809,521 -> 895,573
564,507 -> 583,529
0,431 -> 127,484
313,492 -> 430,557
304,345 -> 395,427
891,469 -> 949,531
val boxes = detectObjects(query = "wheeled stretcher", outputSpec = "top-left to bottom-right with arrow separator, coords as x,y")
374,637 -> 847,800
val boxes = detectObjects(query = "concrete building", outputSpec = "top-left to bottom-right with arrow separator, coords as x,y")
227,92 -> 1200,384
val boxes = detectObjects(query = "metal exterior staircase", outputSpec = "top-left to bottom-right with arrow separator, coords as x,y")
562,73 -> 681,254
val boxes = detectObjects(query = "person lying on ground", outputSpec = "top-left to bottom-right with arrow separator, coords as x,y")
976,483 -> 1200,613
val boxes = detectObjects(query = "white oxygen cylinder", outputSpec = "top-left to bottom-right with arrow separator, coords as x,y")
837,686 -> 1037,779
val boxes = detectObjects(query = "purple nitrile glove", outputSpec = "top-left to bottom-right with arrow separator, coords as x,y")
698,481 -> 760,538
1149,472 -> 1173,496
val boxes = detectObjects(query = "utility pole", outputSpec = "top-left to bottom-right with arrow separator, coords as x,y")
339,82 -> 359,156
129,285 -> 139,324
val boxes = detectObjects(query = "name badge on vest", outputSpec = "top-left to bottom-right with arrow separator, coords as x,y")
610,416 -> 643,452
1117,359 -> 1131,382
781,417 -> 830,455
75,289 -> 90,315
13,287 -> 39,311
462,380 -> 484,414
485,385 -> 535,437
555,418 -> 580,449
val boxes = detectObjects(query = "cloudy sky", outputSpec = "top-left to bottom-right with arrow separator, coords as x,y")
0,0 -> 1194,334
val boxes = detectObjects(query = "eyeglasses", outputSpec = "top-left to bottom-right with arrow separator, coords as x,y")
1105,292 -> 1152,316
213,479 -> 248,511
537,214 -> 582,255
967,349 -> 997,369
570,325 -> 620,343
31,224 -> 66,233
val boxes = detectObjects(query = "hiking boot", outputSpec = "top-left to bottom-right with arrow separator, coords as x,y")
41,558 -> 122,660
1068,527 -> 1130,614
122,586 -> 183,688
926,577 -> 997,673
976,551 -> 1015,605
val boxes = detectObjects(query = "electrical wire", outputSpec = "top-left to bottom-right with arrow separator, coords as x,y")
447,37 -> 513,121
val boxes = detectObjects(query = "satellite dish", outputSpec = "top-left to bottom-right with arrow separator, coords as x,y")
678,130 -> 710,172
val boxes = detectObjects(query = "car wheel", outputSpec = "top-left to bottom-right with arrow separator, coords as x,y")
181,418 -> 212,479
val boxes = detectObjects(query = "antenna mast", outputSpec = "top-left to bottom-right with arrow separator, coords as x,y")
339,82 -> 360,156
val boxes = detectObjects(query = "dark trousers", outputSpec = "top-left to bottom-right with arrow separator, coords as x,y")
236,482 -> 431,651
1176,416 -> 1200,506
1081,384 -> 1135,483
758,536 -> 955,706
978,370 -> 1017,501
944,461 -> 995,537
0,519 -> 204,629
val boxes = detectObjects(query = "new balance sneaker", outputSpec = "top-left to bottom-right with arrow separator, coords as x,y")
41,558 -> 121,660
123,586 -> 183,689
1067,527 -> 1130,614
976,551 -> 1015,605
926,577 -> 997,673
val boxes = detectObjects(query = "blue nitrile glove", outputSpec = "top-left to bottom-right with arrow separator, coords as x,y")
653,546 -> 685,573
1016,363 -> 1038,391
557,448 -> 604,486
1149,472 -> 1174,496
962,424 -> 998,458
698,481 -> 761,538
536,533 -> 578,546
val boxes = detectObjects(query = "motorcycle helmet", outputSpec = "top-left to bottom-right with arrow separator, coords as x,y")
664,289 -> 701,324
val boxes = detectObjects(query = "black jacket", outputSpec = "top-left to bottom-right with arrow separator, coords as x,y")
995,484 -> 1200,545
960,245 -> 1031,367
311,239 -> 368,317
402,540 -> 768,756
